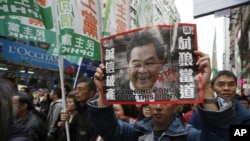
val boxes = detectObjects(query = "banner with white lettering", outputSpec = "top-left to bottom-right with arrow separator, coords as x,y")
0,0 -> 53,29
0,16 -> 56,46
101,24 -> 202,104
0,0 -> 102,62
52,0 -> 101,61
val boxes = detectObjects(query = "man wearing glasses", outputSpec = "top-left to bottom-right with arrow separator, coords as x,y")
61,77 -> 98,141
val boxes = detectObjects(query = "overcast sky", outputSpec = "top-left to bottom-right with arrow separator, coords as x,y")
175,0 -> 224,70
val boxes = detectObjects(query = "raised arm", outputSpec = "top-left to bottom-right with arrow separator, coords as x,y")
93,63 -> 108,107
194,51 -> 218,111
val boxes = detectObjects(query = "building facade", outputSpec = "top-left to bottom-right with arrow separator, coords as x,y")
227,4 -> 250,92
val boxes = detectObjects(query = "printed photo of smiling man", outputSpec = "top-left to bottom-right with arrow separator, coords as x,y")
101,25 -> 201,104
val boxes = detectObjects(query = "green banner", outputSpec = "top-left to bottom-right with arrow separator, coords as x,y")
0,0 -> 42,21
58,29 -> 101,61
0,16 -> 56,45
0,0 -> 101,62
0,0 -> 53,29
54,0 -> 101,61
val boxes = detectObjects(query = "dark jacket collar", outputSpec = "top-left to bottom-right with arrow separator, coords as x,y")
134,117 -> 188,136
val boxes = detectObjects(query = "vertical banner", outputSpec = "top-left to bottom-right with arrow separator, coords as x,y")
100,24 -> 202,104
102,0 -> 131,37
235,38 -> 242,80
0,0 -> 100,79
234,36 -> 244,94
212,29 -> 218,77
136,0 -> 153,28
52,0 -> 101,61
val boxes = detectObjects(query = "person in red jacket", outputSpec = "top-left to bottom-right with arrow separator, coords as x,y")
183,104 -> 198,125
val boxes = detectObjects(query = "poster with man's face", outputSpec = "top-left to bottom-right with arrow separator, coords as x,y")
101,24 -> 202,104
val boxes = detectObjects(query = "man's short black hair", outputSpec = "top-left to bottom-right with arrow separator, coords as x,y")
126,30 -> 165,63
210,70 -> 237,86
64,84 -> 71,94
239,95 -> 250,103
53,87 -> 62,99
15,93 -> 34,111
76,76 -> 97,94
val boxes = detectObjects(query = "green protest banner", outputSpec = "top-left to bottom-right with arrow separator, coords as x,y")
0,16 -> 56,45
0,0 -> 53,29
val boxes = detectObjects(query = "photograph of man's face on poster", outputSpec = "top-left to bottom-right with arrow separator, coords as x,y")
101,24 -> 202,104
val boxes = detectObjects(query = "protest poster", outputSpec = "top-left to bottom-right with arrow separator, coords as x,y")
101,24 -> 203,104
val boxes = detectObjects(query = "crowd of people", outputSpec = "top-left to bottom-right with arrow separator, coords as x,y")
1,67 -> 249,141
1,30 -> 250,141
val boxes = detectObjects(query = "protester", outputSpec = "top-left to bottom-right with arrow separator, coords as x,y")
57,92 -> 78,141
64,84 -> 72,97
0,78 -> 14,141
113,104 -> 138,124
0,78 -> 37,141
113,104 -> 125,116
39,88 -> 52,116
47,87 -> 63,141
61,76 -> 98,141
188,70 -> 250,130
183,104 -> 198,125
87,51 -> 236,141
137,104 -> 152,120
12,93 -> 47,141
239,95 -> 250,110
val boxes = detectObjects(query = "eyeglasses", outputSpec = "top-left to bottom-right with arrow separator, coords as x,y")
214,82 -> 236,88
73,87 -> 85,91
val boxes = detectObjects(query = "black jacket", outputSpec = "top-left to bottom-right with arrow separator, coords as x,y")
69,104 -> 97,141
15,111 -> 47,141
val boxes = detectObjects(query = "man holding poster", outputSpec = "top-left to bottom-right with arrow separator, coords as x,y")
102,25 -> 200,104
87,50 -> 235,141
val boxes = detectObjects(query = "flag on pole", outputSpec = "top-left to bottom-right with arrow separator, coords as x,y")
0,0 -> 102,62
0,0 -> 54,29
211,28 -> 218,77
50,0 -> 101,61
50,1 -> 102,140
0,0 -> 56,46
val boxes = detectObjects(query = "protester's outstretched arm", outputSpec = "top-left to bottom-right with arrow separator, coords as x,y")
93,63 -> 109,107
194,51 -> 218,111
88,64 -> 136,140
194,51 -> 235,141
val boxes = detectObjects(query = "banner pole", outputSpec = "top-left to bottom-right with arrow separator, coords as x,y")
73,58 -> 83,88
52,0 -> 70,140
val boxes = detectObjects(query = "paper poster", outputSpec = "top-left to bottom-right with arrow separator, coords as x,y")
101,24 -> 202,104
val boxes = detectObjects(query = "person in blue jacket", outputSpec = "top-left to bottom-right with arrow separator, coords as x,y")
188,70 -> 250,130
87,51 -> 236,141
